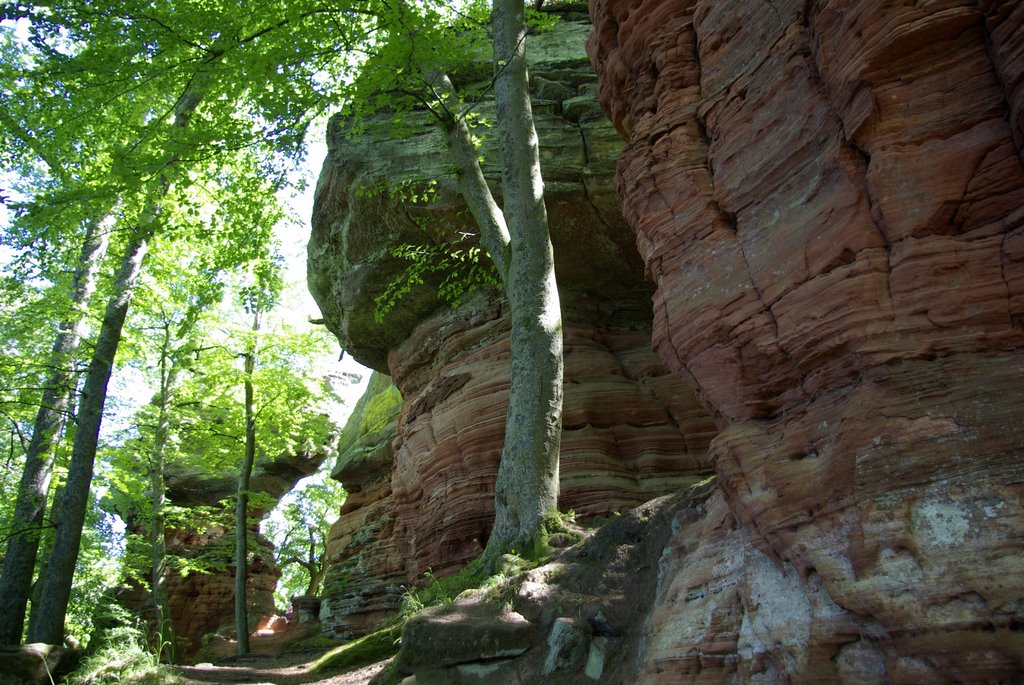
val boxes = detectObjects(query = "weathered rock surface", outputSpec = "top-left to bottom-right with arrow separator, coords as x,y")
0,644 -> 81,685
117,449 -> 328,656
587,0 -> 1024,680
309,5 -> 718,640
388,294 -> 714,580
391,483 -> 717,685
320,373 -> 407,638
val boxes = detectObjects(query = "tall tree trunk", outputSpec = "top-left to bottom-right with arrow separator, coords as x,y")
28,226 -> 151,644
24,66 -> 210,645
488,0 -> 563,559
235,309 -> 260,656
150,320 -> 182,663
0,220 -> 108,645
435,2 -> 564,558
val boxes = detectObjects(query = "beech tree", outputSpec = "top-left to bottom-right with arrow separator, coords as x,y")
0,221 -> 108,645
1,0 -> 568,648
102,267 -> 340,653
349,0 -> 564,561
266,475 -> 346,604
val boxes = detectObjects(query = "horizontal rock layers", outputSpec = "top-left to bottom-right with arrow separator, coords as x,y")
588,0 -> 1024,681
117,449 -> 326,655
309,7 -> 717,638
388,293 -> 715,580
319,373 -> 406,638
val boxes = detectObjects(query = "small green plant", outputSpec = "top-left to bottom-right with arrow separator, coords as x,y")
65,612 -> 180,685
374,232 -> 502,323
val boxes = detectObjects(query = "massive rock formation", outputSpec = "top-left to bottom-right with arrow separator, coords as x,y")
309,4 -> 716,638
116,449 -> 327,656
319,372 -> 407,638
586,0 -> 1024,681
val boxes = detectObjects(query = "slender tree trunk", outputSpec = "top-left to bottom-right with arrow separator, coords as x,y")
235,309 -> 260,655
0,220 -> 108,645
24,67 -> 209,645
150,321 -> 181,663
303,527 -> 324,596
28,226 -> 151,644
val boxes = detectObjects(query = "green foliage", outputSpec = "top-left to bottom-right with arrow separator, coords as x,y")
65,607 -> 180,685
374,233 -> 502,322
0,0 -> 567,648
355,178 -> 441,204
63,501 -> 128,644
265,472 -> 346,607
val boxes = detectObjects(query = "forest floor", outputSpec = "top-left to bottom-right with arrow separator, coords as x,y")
171,621 -> 391,685
173,651 -> 390,685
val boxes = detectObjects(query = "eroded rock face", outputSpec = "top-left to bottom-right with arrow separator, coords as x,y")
117,449 -> 327,656
392,483 -> 717,685
320,373 -> 407,638
162,530 -> 280,656
309,5 -> 717,638
388,293 -> 714,579
588,0 -> 1024,680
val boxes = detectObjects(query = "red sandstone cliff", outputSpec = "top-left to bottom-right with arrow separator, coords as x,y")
587,0 -> 1024,681
309,8 -> 718,639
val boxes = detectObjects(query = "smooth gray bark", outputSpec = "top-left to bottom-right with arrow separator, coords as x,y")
25,64 -> 210,645
487,0 -> 563,558
235,310 -> 260,656
0,220 -> 108,645
435,0 -> 563,561
438,75 -> 511,282
150,319 -> 184,663
28,226 -> 151,644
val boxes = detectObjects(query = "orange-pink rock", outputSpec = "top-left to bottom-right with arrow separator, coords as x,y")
309,8 -> 719,637
588,0 -> 1024,680
388,296 -> 715,578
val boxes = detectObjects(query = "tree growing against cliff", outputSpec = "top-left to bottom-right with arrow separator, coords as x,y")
350,0 -> 564,562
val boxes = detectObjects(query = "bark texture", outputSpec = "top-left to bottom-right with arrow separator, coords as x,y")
28,226 -> 151,644
0,220 -> 107,645
485,0 -> 564,559
234,311 -> 259,656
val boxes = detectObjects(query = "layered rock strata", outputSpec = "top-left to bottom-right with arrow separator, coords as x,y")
320,373 -> 407,638
587,0 -> 1024,681
118,449 -> 327,655
309,5 -> 717,637
387,294 -> 714,579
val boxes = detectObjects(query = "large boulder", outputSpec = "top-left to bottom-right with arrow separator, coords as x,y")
0,644 -> 81,685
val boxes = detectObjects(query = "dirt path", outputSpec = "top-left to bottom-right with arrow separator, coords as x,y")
174,652 -> 390,685
172,625 -> 390,685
